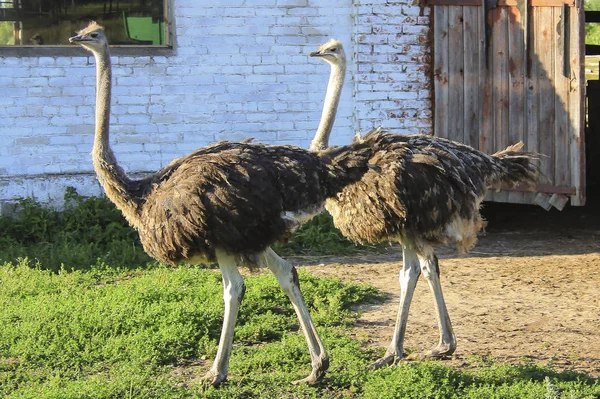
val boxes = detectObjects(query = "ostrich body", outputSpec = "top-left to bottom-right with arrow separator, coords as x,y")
69,22 -> 375,386
310,40 -> 541,366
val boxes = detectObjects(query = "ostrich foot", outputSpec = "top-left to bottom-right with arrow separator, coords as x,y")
201,370 -> 227,387
292,355 -> 329,385
369,352 -> 402,369
292,371 -> 322,385
406,344 -> 455,360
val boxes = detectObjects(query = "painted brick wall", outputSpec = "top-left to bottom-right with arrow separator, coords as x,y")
0,0 -> 431,209
354,0 -> 432,134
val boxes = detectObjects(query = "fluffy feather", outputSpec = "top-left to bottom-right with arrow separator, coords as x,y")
327,131 -> 541,253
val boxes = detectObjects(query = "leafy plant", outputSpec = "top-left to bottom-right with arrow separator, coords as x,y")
273,212 -> 386,256
0,188 -> 383,272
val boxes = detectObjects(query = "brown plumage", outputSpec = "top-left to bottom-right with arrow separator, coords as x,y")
69,22 -> 374,386
136,140 -> 373,265
329,131 -> 541,253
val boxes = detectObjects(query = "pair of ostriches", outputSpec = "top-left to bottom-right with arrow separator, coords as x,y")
69,22 -> 541,386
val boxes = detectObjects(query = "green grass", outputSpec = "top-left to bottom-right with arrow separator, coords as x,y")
1,262 -> 598,399
586,56 -> 600,82
0,188 -> 382,273
0,262 -> 382,398
0,191 -> 599,398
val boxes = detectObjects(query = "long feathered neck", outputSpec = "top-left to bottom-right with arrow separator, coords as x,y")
309,58 -> 346,152
91,45 -> 143,227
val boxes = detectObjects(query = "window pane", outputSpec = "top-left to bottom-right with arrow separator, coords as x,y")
0,0 -> 167,46
0,21 -> 15,45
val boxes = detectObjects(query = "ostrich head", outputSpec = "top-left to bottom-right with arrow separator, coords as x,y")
310,39 -> 346,66
69,21 -> 107,53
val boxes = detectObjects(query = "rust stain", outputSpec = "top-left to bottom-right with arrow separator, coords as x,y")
488,8 -> 502,25
433,67 -> 448,84
509,58 -> 517,74
508,5 -> 521,23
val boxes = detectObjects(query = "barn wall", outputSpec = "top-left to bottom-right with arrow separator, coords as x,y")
0,0 -> 431,210
431,3 -> 585,206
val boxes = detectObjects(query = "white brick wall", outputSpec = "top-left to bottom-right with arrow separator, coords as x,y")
354,0 -> 432,134
0,0 -> 430,209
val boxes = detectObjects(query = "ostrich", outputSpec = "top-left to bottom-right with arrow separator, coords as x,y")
310,40 -> 541,366
69,22 -> 377,386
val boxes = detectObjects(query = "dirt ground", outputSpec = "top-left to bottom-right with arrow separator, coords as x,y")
295,200 -> 600,377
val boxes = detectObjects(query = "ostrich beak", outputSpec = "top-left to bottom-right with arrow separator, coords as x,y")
309,50 -> 323,57
69,35 -> 83,43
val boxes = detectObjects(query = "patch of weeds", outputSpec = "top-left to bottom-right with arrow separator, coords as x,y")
273,212 -> 387,256
0,188 -> 151,272
360,361 -> 600,399
1,190 -> 383,273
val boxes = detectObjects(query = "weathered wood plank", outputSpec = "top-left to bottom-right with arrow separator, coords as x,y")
503,184 -> 577,194
431,1 -> 584,207
480,7 -> 495,154
426,0 -> 575,7
554,6 -> 571,189
569,3 -> 586,205
434,7 -> 450,139
526,9 -> 540,158
493,8 -> 511,203
508,5 -> 527,204
463,6 -> 480,148
448,6 -> 465,142
537,6 -> 557,185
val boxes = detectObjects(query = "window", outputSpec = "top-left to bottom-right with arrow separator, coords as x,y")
0,0 -> 170,48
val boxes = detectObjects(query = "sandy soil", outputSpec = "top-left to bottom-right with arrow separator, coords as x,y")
294,201 -> 600,377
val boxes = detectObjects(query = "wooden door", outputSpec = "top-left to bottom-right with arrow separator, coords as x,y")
429,0 -> 586,206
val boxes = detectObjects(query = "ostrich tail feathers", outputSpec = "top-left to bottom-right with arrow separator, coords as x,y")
492,141 -> 524,155
361,126 -> 385,141
492,143 -> 545,189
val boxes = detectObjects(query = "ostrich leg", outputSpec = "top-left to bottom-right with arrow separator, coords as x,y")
259,247 -> 329,384
203,249 -> 246,386
418,253 -> 456,358
370,244 -> 421,368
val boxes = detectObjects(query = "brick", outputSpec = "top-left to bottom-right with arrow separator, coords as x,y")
0,1 -> 433,207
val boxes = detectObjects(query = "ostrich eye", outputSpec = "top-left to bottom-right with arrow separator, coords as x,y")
330,47 -> 337,52
91,32 -> 98,38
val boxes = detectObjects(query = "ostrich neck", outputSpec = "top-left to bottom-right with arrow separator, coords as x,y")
92,48 -> 142,227
309,60 -> 346,152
